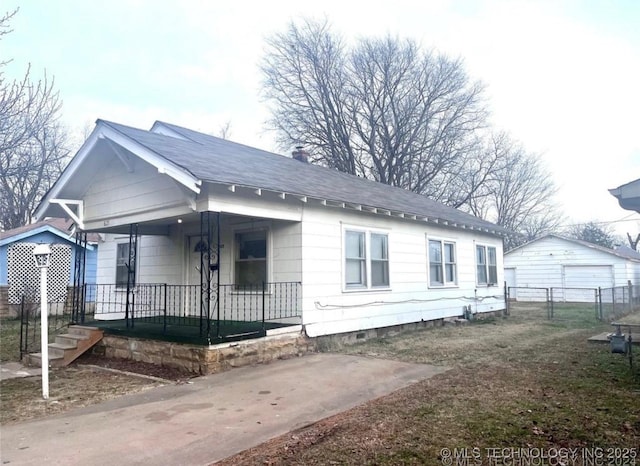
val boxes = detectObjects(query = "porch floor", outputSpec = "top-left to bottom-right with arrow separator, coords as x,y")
86,317 -> 298,345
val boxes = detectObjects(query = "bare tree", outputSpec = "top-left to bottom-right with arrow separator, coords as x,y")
217,120 -> 232,140
566,222 -> 618,249
466,133 -> 562,249
262,19 -> 495,206
0,9 -> 69,230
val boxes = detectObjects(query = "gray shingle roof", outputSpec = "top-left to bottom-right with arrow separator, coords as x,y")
100,120 -> 506,236
506,234 -> 640,262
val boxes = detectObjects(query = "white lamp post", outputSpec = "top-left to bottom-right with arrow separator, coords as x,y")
33,243 -> 51,400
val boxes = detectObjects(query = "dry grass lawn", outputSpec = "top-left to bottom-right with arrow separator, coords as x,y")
2,306 -> 640,464
219,304 -> 640,465
0,366 -> 162,424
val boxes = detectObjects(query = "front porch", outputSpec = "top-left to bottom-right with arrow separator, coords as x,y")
72,281 -> 302,345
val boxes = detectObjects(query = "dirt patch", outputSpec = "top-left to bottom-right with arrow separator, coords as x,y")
1,351 -> 195,425
0,366 -> 161,425
75,353 -> 194,382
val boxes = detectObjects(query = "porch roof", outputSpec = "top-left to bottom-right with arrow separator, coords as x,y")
37,119 -> 508,236
0,218 -> 98,249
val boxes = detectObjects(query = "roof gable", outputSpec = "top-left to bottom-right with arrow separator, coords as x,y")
506,234 -> 637,262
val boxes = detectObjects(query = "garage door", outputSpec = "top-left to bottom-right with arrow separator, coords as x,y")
563,265 -> 614,289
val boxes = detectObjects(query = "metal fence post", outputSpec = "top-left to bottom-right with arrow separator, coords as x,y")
163,283 -> 168,333
80,283 -> 85,323
546,288 -> 551,319
550,288 -> 554,319
504,282 -> 509,316
19,296 -> 25,360
262,281 -> 266,334
598,287 -> 603,321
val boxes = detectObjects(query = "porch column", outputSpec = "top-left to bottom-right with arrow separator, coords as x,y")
72,231 -> 87,324
125,223 -> 138,328
198,211 -> 221,342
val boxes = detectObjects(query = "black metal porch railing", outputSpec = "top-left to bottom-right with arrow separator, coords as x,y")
19,295 -> 74,359
72,281 -> 302,344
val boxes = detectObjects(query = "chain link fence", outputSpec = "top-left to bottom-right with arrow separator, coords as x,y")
506,282 -> 640,322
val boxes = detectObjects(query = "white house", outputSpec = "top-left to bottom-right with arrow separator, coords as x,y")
504,234 -> 640,302
35,119 -> 507,342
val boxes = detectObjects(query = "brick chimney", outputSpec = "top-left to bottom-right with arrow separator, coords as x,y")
292,145 -> 309,163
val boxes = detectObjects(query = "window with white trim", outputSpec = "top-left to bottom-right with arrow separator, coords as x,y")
370,233 -> 389,287
235,230 -> 267,288
344,229 -> 389,289
428,239 -> 457,286
476,244 -> 498,286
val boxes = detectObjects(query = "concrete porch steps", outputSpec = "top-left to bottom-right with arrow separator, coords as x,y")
27,325 -> 104,368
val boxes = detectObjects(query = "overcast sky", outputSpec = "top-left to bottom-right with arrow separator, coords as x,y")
3,0 -> 640,236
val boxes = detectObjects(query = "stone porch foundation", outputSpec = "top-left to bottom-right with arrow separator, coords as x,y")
91,326 -> 315,375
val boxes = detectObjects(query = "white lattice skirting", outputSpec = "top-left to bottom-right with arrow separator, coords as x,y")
7,242 -> 72,306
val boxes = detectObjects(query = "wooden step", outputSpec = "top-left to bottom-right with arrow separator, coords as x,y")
28,352 -> 65,368
26,325 -> 104,368
56,333 -> 90,346
68,325 -> 102,336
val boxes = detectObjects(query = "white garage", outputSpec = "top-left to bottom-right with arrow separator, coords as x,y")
505,235 -> 640,302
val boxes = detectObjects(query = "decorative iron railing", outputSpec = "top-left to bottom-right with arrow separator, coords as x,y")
71,281 -> 302,342
18,282 -> 301,354
19,296 -> 74,359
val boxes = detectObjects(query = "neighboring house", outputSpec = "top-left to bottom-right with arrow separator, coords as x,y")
34,119 -> 507,339
0,218 -> 99,315
504,234 -> 640,302
610,178 -> 640,213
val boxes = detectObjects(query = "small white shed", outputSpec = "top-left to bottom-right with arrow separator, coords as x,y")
504,235 -> 640,302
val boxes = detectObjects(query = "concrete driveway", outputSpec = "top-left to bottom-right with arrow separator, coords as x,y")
0,353 -> 447,465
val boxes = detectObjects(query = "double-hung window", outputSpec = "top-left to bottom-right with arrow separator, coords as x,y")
235,230 -> 267,289
344,229 -> 389,290
476,244 -> 498,286
370,233 -> 389,287
428,239 -> 456,286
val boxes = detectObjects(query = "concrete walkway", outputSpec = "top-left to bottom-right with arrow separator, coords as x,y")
0,361 -> 41,381
0,353 -> 447,465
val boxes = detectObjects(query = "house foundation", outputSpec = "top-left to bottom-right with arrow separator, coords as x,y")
89,311 -> 505,374
314,310 -> 506,350
91,326 -> 315,375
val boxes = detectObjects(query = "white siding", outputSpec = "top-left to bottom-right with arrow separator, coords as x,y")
94,196 -> 505,334
83,152 -> 192,227
300,205 -> 505,337
96,232 -> 182,285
